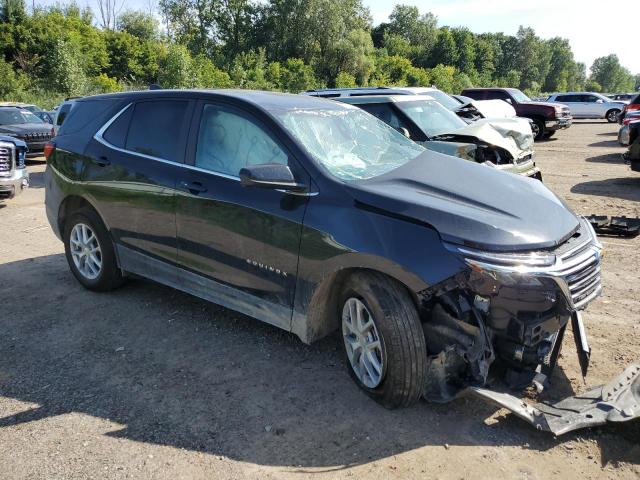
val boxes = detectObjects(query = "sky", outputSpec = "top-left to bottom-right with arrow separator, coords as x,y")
33,0 -> 638,74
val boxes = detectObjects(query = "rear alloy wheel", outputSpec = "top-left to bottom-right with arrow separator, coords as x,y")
339,271 -> 427,409
606,109 -> 620,123
69,223 -> 102,280
63,209 -> 124,291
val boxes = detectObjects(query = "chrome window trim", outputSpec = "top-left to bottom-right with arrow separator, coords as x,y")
93,101 -> 317,195
93,102 -> 241,182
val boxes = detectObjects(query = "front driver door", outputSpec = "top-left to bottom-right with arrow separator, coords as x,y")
175,101 -> 311,330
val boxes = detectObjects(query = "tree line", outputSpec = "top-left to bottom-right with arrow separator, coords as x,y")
0,0 -> 638,108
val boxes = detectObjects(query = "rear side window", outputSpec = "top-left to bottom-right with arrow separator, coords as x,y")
57,100 -> 115,135
56,103 -> 73,126
125,100 -> 189,161
103,106 -> 133,148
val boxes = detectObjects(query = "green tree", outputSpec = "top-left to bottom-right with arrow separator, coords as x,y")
46,39 -> 87,95
543,37 -> 574,92
590,54 -> 635,92
335,71 -> 356,88
117,10 -> 159,41
0,56 -> 23,98
279,57 -> 317,92
451,27 -> 476,76
158,43 -> 195,88
429,28 -> 458,68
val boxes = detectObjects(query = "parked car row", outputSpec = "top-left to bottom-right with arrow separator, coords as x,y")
617,97 -> 640,172
38,88 -> 626,436
547,92 -> 626,123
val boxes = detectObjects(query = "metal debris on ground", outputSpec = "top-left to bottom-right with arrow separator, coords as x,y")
585,215 -> 640,238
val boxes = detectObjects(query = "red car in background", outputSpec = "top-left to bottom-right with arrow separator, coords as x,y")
619,93 -> 640,124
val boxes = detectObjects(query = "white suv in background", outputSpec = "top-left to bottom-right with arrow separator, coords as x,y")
547,92 -> 626,122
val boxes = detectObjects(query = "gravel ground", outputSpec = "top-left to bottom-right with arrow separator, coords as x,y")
0,120 -> 639,479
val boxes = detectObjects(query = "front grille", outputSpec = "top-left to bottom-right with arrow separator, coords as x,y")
555,229 -> 602,309
22,132 -> 52,142
0,144 -> 13,177
516,153 -> 532,165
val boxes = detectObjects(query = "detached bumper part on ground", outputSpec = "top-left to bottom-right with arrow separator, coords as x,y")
471,363 -> 640,435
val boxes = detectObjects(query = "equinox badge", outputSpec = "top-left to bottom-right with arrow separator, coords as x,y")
246,258 -> 288,277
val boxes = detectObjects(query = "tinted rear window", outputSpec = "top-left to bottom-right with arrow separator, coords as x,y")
56,103 -> 73,126
125,100 -> 189,161
103,106 -> 133,148
57,100 -> 116,135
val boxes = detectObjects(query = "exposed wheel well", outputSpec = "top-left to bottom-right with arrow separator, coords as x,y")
58,196 -> 104,236
300,267 -> 420,344
605,108 -> 620,119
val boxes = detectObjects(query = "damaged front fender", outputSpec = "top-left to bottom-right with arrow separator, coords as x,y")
470,364 -> 640,435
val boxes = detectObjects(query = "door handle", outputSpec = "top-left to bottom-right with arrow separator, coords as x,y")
179,180 -> 207,194
91,156 -> 110,167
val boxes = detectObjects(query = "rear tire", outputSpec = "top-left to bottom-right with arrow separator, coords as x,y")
63,208 -> 124,291
606,109 -> 620,123
339,271 -> 427,409
531,119 -> 545,140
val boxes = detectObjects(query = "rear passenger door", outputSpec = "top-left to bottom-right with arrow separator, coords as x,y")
174,100 -> 310,330
86,98 -> 194,269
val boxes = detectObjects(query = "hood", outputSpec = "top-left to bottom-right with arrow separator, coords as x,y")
0,123 -> 50,135
348,151 -> 579,252
0,135 -> 27,149
468,99 -> 516,118
435,120 -> 533,159
521,100 -> 562,110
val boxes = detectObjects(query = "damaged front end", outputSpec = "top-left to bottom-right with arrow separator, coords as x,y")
417,217 -> 640,434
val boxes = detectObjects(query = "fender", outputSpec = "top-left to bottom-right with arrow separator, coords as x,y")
291,204 -> 467,343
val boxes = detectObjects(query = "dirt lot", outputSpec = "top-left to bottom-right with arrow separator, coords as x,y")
1,120 -> 639,479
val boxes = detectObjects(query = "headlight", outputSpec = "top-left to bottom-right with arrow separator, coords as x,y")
445,244 -> 556,269
554,106 -> 564,116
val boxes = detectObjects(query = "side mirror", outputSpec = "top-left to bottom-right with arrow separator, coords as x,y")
239,163 -> 306,192
596,99 -> 604,104
505,98 -> 513,104
397,127 -> 411,138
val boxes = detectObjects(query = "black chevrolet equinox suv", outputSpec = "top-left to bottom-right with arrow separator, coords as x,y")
45,89 -> 602,409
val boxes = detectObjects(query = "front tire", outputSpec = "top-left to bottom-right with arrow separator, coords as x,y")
339,271 -> 427,409
531,119 -> 545,140
606,109 -> 620,123
63,209 -> 124,291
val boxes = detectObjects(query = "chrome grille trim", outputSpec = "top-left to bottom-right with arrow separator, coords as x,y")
0,142 -> 14,177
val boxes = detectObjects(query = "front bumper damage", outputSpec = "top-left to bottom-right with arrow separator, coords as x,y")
418,217 -> 638,434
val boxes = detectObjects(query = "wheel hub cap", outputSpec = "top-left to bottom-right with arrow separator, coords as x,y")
342,297 -> 385,388
70,223 -> 102,280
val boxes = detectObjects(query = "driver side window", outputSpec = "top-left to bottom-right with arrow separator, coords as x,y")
195,104 -> 288,177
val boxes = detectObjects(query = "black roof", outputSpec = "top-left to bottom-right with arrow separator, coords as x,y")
77,89 -> 346,113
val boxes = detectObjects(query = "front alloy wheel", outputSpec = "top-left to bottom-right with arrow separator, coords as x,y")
606,109 -> 620,123
342,297 -> 385,388
339,271 -> 427,408
70,223 -> 102,280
